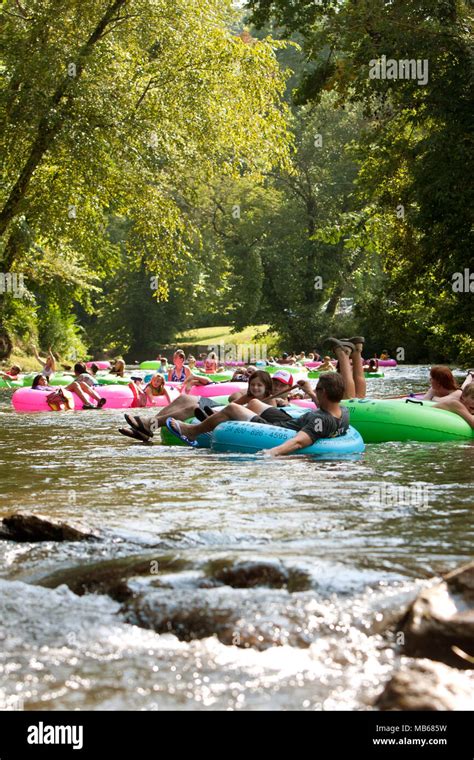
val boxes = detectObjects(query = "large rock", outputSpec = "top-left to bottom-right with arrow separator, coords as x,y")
205,559 -> 311,591
400,561 -> 474,669
375,659 -> 474,710
35,553 -> 188,599
121,587 -> 315,650
0,512 -> 100,543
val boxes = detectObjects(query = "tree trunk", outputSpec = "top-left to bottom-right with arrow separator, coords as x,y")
0,0 -> 128,246
0,294 -> 13,359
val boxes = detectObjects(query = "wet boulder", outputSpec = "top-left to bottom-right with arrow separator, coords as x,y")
0,512 -> 100,543
205,559 -> 311,592
399,561 -> 474,669
35,553 -> 188,600
375,659 -> 474,710
121,587 -> 315,650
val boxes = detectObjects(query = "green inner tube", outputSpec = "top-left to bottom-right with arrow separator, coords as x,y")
0,377 -> 22,388
341,398 -> 474,443
194,372 -> 233,382
140,361 -> 161,370
95,374 -> 131,385
266,364 -> 306,375
21,374 -> 75,387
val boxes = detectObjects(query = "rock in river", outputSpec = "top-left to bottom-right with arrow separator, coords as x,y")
0,511 -> 100,543
375,659 -> 474,710
400,561 -> 474,669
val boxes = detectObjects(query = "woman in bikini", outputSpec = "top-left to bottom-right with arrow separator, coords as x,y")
168,350 -> 192,384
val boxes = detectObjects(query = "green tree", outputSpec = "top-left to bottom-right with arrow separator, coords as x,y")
0,0 -> 291,356
248,0 -> 474,362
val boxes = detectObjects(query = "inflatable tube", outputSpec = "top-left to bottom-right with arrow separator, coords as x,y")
86,361 -> 110,370
266,365 -> 307,375
377,359 -> 397,367
12,384 -> 134,412
12,387 -> 74,412
95,374 -> 131,385
194,372 -> 234,382
364,372 -> 385,378
189,382 -> 247,398
341,398 -> 474,443
288,398 -> 317,409
147,387 -> 180,407
0,377 -> 22,388
140,361 -> 166,370
211,421 -> 364,457
48,374 -> 76,386
21,373 -> 75,387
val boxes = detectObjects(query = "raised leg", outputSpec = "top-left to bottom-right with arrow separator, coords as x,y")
334,346 -> 355,399
351,343 -> 366,399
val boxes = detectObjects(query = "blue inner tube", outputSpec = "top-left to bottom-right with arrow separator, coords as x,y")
211,421 -> 365,457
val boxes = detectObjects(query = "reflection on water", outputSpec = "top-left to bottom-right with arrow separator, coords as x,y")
0,366 -> 472,710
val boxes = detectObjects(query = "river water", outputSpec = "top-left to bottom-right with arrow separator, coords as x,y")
0,366 -> 473,710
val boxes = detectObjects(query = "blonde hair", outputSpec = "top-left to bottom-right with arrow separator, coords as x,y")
462,384 -> 474,399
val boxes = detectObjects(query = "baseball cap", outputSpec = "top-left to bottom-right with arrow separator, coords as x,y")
272,370 -> 294,386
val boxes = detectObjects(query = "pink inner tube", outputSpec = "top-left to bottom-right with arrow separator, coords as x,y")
289,399 -> 317,409
147,387 -> 180,406
377,359 -> 397,367
189,381 -> 248,397
12,385 -> 134,412
86,361 -> 111,370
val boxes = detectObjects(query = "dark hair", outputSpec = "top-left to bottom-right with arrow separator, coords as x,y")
31,374 -> 43,389
90,363 -> 99,374
430,365 -> 458,392
74,362 -> 87,375
317,372 -> 345,402
247,370 -> 273,398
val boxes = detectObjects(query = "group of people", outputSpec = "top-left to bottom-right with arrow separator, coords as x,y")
2,340 -> 473,443
118,337 -> 474,454
119,336 -> 368,453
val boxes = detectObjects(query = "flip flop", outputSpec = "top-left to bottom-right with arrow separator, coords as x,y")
165,418 -> 199,447
324,337 -> 355,354
118,427 -> 152,444
124,413 -> 154,437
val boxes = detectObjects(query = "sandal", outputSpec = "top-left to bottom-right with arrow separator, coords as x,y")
124,413 -> 154,437
118,427 -> 152,444
165,418 -> 199,447
324,337 -> 355,354
97,398 -> 107,408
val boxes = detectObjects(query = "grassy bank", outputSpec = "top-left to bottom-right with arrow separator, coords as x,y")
175,325 -> 280,352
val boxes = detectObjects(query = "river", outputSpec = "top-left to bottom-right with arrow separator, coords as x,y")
0,365 -> 473,710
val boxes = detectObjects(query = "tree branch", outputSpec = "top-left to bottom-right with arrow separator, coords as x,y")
0,0 -> 129,247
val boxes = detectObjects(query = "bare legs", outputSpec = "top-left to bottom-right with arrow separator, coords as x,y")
66,381 -> 102,405
172,402 -> 257,440
351,343 -> 366,398
334,345 -> 366,399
